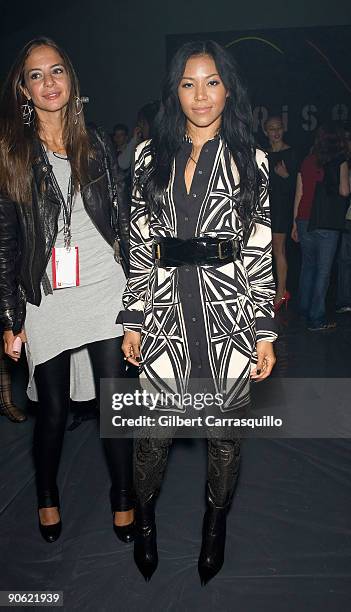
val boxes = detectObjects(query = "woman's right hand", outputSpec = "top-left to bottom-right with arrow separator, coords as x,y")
122,330 -> 141,366
3,329 -> 27,362
291,221 -> 299,243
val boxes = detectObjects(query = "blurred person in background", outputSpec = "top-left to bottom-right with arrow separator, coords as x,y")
112,123 -> 129,157
118,101 -> 160,172
264,115 -> 298,311
291,123 -> 350,330
0,341 -> 27,422
336,122 -> 351,314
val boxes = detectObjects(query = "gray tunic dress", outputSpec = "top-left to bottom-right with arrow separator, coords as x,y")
25,151 -> 126,401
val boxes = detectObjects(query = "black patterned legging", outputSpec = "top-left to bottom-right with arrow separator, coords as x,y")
134,434 -> 241,507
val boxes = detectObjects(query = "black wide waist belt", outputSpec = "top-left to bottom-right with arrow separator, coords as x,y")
153,237 -> 242,267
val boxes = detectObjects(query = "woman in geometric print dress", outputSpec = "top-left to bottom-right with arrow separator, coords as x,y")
118,40 -> 277,584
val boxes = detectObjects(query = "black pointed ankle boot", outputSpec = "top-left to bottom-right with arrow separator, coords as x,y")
134,491 -> 158,581
198,487 -> 232,585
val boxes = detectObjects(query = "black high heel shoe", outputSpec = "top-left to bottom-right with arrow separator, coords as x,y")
134,491 -> 158,581
110,486 -> 135,543
38,489 -> 62,543
198,487 -> 231,586
113,511 -> 135,543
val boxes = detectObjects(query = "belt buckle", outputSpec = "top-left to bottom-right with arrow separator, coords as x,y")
155,242 -> 161,260
218,240 -> 226,260
232,240 -> 240,260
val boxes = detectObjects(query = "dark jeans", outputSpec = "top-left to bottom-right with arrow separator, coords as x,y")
296,220 -> 339,327
33,337 -> 134,511
337,230 -> 351,308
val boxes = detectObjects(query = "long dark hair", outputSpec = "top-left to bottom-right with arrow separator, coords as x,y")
137,101 -> 160,139
138,40 -> 260,232
0,37 -> 91,204
313,122 -> 348,167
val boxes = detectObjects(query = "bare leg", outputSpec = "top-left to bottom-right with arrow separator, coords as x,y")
272,232 -> 288,302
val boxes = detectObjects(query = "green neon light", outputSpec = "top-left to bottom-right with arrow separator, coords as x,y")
226,37 -> 284,54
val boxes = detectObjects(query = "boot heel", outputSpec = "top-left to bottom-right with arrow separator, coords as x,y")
134,492 -> 159,581
198,488 -> 231,585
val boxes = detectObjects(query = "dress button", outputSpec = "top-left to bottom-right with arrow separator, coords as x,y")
192,317 -> 197,322
187,293 -> 192,298
192,193 -> 197,198
185,267 -> 190,272
198,170 -> 203,175
184,216 -> 189,221
42,166 -> 48,172
204,148 -> 208,153
195,341 -> 200,346
198,364 -> 202,369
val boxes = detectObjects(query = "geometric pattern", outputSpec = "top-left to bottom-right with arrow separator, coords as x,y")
121,141 -> 277,410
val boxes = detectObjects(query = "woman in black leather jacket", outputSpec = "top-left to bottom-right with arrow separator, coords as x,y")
0,37 -> 134,543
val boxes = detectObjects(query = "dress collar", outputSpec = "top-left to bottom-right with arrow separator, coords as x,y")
183,131 -> 221,145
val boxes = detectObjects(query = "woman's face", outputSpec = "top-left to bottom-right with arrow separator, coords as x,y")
22,45 -> 71,116
265,119 -> 284,145
113,129 -> 128,147
177,54 -> 228,131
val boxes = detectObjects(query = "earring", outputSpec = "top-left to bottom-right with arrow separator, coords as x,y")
22,98 -> 34,125
74,96 -> 83,124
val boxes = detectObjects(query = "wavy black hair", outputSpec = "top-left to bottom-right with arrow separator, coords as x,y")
138,40 -> 260,233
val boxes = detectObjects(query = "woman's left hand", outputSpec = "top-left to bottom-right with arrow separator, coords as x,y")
274,160 -> 289,178
250,341 -> 276,381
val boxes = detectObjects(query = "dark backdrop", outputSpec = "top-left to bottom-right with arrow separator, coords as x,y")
167,26 -> 351,157
0,0 -> 351,135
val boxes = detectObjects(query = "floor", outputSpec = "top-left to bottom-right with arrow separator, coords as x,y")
1,304 -> 351,611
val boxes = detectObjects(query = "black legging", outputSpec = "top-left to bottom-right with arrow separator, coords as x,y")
33,337 -> 134,511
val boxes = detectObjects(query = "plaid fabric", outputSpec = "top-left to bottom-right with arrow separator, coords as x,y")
0,342 -> 26,421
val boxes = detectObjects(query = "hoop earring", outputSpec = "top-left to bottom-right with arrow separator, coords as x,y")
74,96 -> 83,124
22,99 -> 34,125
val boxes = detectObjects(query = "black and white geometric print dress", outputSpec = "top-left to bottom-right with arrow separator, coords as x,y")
118,136 -> 277,411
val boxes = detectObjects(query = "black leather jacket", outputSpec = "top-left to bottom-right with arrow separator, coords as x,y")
0,125 -> 130,334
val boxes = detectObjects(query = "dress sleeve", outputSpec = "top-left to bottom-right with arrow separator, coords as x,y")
116,142 -> 154,332
242,149 -> 278,343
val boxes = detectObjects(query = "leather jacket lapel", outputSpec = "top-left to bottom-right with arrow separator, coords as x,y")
32,142 -> 61,262
32,142 -> 61,211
